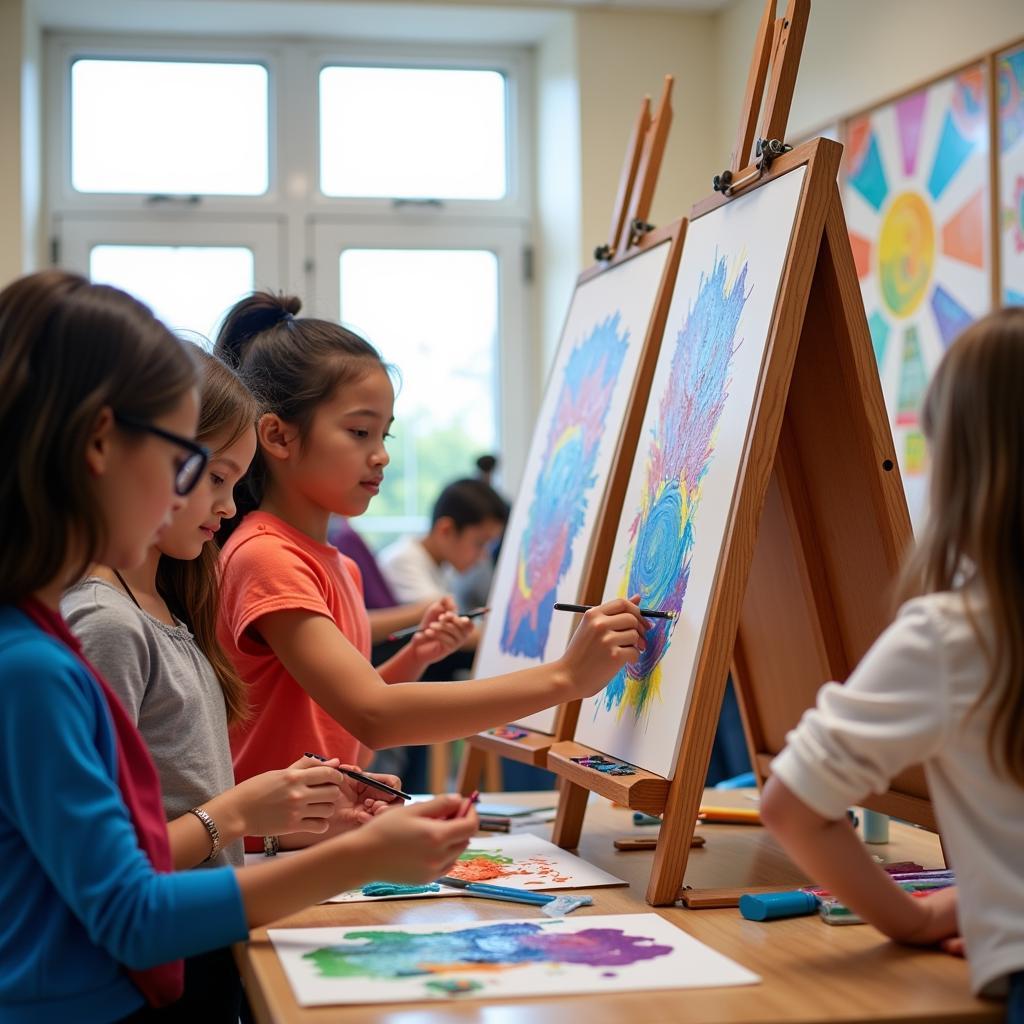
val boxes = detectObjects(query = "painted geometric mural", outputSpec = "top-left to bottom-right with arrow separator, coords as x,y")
843,65 -> 991,526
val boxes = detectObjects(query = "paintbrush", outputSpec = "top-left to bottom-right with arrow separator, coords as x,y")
387,607 -> 490,642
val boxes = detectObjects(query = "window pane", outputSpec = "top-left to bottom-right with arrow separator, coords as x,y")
320,67 -> 506,199
89,245 -> 254,343
72,60 -> 268,194
339,249 -> 498,547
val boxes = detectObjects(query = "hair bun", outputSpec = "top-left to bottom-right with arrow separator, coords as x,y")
214,291 -> 302,368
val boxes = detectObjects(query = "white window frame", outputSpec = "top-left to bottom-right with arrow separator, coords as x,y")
309,219 -> 530,507
45,31 -> 537,489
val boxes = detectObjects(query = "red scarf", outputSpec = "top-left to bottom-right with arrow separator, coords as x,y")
19,596 -> 184,1008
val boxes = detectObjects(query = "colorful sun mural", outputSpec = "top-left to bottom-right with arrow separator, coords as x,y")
843,66 -> 990,524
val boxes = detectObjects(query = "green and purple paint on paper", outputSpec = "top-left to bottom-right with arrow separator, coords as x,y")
302,920 -> 673,995
501,314 -> 630,657
598,255 -> 748,724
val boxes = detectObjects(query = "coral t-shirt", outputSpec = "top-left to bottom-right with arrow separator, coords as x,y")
218,511 -> 371,789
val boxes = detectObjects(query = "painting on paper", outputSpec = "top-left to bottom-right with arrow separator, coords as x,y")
324,833 -> 624,903
997,44 -> 1024,307
842,65 -> 991,526
475,240 -> 673,733
575,166 -> 808,780
269,913 -> 760,1006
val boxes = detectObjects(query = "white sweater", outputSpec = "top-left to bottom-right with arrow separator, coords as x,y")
771,590 -> 1024,996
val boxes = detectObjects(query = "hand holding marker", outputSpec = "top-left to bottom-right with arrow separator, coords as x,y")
304,753 -> 412,802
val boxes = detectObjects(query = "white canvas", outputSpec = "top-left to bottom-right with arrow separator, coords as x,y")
327,833 -> 624,902
269,912 -> 760,1006
475,241 -> 672,733
574,166 -> 808,779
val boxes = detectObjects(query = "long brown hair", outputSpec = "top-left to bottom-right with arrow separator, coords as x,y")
0,270 -> 195,604
899,306 -> 1024,785
156,348 -> 258,724
214,291 -> 388,539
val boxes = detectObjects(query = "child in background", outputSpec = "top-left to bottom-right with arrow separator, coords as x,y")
761,308 -> 1024,1018
0,271 -> 477,1023
379,477 -> 508,607
63,347 -> 403,1019
329,516 -> 430,649
214,291 -> 648,790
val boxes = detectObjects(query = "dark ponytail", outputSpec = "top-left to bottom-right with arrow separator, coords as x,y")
213,291 -> 386,538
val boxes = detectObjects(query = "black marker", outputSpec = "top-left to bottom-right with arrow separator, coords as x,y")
304,753 -> 412,802
386,606 -> 490,643
553,602 -> 676,620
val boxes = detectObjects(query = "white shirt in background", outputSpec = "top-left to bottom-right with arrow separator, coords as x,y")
379,535 -> 448,604
771,589 -> 1024,997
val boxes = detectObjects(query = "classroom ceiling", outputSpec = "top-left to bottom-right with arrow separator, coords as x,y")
34,0 -> 732,45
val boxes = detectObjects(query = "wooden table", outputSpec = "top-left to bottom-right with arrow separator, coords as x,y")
237,791 -> 997,1023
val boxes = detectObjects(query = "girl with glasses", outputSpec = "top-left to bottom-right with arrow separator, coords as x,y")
64,346 -> 408,1021
0,271 -> 478,1024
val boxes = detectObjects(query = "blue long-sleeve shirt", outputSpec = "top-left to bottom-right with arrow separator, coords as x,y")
0,606 -> 249,1023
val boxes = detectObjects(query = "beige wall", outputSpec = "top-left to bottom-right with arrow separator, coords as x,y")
0,0 -> 42,286
717,0 -> 1024,159
575,8 -> 718,265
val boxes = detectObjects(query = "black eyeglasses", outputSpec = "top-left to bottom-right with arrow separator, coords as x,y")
114,413 -> 210,496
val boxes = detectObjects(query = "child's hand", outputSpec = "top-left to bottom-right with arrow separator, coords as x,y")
233,755 -> 344,838
896,886 -> 960,947
334,764 -> 405,827
350,795 -> 478,883
405,596 -> 474,664
559,596 -> 648,696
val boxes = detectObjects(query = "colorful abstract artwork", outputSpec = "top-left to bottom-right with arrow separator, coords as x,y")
321,834 -> 625,903
998,45 -> 1024,307
843,65 -> 991,526
475,241 -> 673,734
576,166 -> 808,779
501,316 -> 629,658
269,913 -> 760,1005
597,257 -> 748,725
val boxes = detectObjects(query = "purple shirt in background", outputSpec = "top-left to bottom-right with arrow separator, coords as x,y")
327,518 -> 398,610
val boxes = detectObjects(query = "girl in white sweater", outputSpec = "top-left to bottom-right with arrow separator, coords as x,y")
763,307 -> 1024,1017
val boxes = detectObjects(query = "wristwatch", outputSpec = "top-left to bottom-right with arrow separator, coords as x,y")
263,834 -> 280,857
188,806 -> 222,863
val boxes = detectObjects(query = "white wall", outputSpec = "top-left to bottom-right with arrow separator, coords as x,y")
535,12 -> 582,372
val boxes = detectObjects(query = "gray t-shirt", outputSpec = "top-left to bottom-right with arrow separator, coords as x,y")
62,577 -> 243,867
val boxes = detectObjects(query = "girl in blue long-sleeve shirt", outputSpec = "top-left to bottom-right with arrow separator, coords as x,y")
0,271 -> 478,1023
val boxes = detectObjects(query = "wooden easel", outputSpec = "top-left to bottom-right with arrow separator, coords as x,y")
456,76 -> 681,794
547,0 -> 921,907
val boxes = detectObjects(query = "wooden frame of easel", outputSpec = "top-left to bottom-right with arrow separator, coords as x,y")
456,76 -> 684,794
546,0 -> 924,908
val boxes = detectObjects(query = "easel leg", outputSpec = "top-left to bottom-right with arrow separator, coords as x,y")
646,797 -> 695,906
552,779 -> 589,850
455,743 -> 487,796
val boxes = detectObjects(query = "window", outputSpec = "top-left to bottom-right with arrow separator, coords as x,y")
319,66 -> 507,199
89,245 -> 255,343
71,59 -> 269,195
50,37 -> 534,543
338,248 -> 499,545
